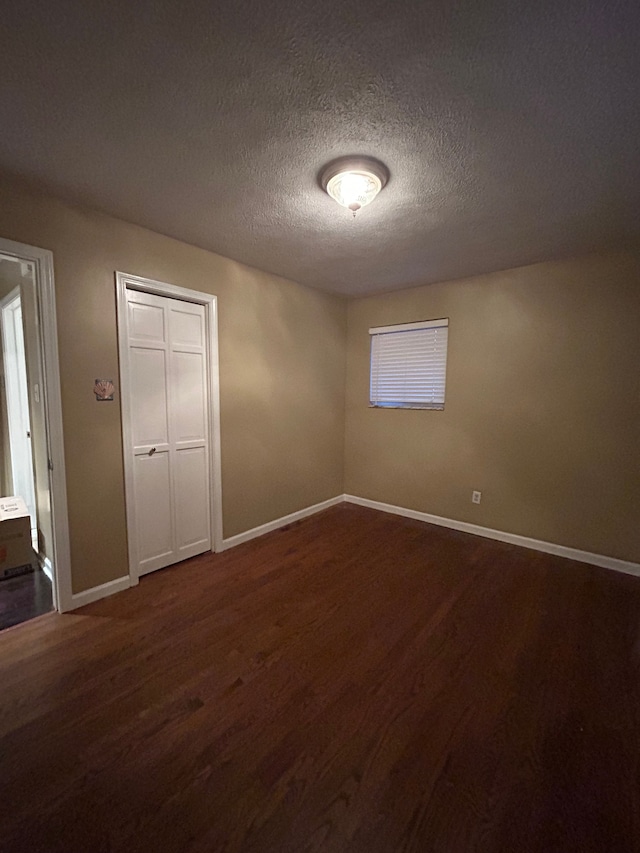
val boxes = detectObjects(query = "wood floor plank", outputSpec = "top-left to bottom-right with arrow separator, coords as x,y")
0,568 -> 53,632
1,504 -> 639,852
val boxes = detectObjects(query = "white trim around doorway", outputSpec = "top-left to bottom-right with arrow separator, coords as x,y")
115,272 -> 224,587
0,237 -> 72,613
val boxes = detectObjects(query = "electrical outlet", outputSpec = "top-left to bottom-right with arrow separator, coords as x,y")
472,490 -> 482,504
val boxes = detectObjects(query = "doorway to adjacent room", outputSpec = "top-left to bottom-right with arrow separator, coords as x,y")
0,238 -> 71,630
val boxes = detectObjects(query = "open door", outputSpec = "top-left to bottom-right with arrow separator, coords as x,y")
0,288 -> 37,544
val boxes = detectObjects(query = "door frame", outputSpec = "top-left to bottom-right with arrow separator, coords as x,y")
0,237 -> 72,613
115,272 -> 223,586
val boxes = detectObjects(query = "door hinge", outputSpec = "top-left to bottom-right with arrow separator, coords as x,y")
48,458 -> 54,472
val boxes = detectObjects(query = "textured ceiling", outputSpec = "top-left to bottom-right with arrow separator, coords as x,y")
1,0 -> 639,295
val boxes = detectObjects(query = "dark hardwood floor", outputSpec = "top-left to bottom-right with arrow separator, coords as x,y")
0,566 -> 52,632
1,504 -> 639,852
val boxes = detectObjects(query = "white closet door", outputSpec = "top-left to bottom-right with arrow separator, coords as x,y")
169,300 -> 211,561
126,289 -> 211,576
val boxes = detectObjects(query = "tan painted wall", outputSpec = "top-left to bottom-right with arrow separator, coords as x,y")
1,171 -> 636,595
345,252 -> 640,563
0,175 -> 346,593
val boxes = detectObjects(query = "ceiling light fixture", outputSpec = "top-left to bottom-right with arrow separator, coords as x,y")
320,156 -> 389,216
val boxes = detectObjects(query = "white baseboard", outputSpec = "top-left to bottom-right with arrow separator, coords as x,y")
40,556 -> 53,582
63,497 -> 342,610
344,494 -> 640,577
220,495 -> 344,551
70,575 -> 133,610
64,493 -> 637,612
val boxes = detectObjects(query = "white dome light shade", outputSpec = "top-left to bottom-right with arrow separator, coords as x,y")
326,169 -> 382,211
320,157 -> 389,213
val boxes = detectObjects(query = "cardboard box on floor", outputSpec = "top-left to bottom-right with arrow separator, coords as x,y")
0,497 -> 35,578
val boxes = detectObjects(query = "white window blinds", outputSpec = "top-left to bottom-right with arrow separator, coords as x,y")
369,318 -> 449,409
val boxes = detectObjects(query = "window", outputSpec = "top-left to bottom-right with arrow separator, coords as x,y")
369,318 -> 449,409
